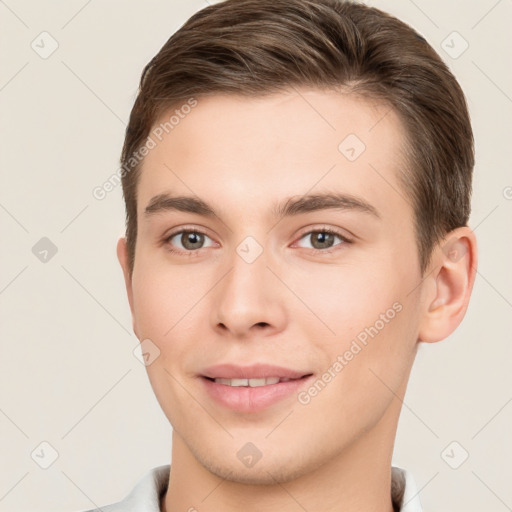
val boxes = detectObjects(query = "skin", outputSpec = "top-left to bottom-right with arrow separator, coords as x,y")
117,89 -> 477,512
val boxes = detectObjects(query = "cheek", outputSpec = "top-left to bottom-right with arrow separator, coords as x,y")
286,258 -> 401,340
131,258 -> 210,338
297,302 -> 417,442
131,264 -> 197,424
293,257 -> 418,390
130,261 -> 215,399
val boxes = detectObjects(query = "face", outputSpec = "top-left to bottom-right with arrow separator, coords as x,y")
120,89 -> 428,484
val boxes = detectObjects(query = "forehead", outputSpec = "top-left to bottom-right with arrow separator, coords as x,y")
137,89 -> 411,221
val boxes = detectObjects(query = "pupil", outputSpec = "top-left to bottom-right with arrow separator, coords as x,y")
313,232 -> 333,249
183,232 -> 203,249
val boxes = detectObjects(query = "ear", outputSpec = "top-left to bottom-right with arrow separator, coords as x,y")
418,227 -> 478,343
116,237 -> 139,339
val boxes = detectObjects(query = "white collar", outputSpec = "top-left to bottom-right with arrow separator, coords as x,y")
392,466 -> 423,511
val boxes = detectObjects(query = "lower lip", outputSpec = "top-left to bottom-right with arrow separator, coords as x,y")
200,375 -> 313,413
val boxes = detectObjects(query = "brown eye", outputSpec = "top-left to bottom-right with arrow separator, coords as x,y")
166,229 -> 214,253
295,228 -> 350,252
180,231 -> 204,250
309,231 -> 336,249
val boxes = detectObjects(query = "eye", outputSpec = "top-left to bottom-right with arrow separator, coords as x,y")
165,229 -> 215,254
294,228 -> 351,253
163,226 -> 351,256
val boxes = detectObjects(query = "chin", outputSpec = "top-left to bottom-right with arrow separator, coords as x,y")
194,446 -> 319,486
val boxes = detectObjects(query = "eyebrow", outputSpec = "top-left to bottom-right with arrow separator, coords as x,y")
144,192 -> 380,220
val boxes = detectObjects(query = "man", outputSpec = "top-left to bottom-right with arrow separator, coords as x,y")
85,0 -> 477,510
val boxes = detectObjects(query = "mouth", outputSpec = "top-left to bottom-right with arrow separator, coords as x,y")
202,375 -> 312,387
200,362 -> 312,381
199,367 -> 314,412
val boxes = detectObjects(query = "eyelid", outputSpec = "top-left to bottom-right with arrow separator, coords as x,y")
294,224 -> 353,243
164,224 -> 214,240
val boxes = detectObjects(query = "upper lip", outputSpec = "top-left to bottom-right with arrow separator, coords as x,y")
200,363 -> 312,380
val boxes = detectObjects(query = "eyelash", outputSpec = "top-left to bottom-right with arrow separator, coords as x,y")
163,226 -> 352,256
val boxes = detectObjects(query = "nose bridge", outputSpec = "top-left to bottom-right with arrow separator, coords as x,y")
211,233 -> 285,335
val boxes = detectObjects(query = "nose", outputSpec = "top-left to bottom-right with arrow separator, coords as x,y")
210,241 -> 287,339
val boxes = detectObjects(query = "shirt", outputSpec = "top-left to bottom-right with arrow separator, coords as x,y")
80,464 -> 423,512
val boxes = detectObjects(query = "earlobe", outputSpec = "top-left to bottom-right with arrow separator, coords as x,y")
418,227 -> 478,343
116,237 -> 138,338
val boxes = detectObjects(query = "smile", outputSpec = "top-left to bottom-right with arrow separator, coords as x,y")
209,376 -> 302,387
201,374 -> 313,412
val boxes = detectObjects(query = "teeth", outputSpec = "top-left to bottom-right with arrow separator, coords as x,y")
256,377 -> 279,386
248,378 -> 266,387
213,376 -> 292,387
232,378 -> 249,387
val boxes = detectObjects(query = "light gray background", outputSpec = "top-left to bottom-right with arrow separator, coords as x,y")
1,1 -> 511,511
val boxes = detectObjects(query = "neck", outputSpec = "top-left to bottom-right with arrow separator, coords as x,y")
162,394 -> 403,512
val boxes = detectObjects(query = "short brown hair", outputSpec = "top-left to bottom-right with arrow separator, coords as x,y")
120,0 -> 474,275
